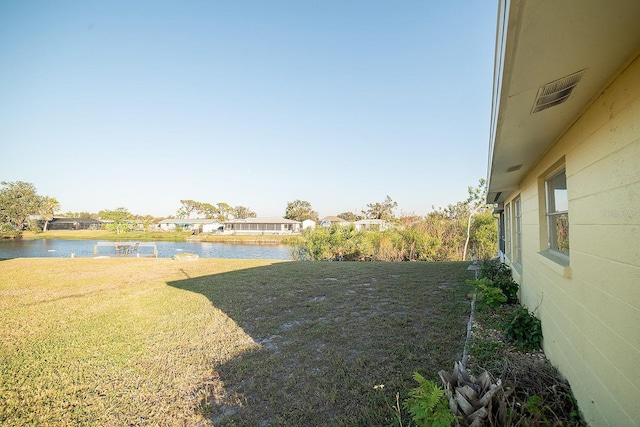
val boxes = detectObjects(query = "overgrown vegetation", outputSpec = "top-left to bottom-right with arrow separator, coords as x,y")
478,259 -> 519,303
462,260 -> 585,426
292,212 -> 497,262
290,180 -> 498,262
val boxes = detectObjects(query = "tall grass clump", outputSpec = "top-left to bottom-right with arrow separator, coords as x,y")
291,225 -> 372,260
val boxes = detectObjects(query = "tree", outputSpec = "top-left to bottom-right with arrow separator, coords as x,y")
100,207 -> 134,234
99,207 -> 132,222
176,200 -> 201,219
462,178 -> 490,261
0,181 -> 45,236
215,202 -> 234,222
199,203 -> 218,219
363,195 -> 398,221
63,211 -> 98,219
136,214 -> 158,231
39,196 -> 60,232
468,211 -> 498,260
234,206 -> 257,219
337,211 -> 362,221
284,200 -> 319,222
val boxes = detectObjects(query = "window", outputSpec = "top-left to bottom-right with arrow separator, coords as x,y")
505,202 -> 512,257
514,197 -> 522,264
546,169 -> 569,256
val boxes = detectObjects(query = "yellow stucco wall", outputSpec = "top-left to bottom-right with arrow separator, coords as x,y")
502,54 -> 640,426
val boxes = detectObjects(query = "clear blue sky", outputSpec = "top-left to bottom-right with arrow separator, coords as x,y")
0,1 -> 498,218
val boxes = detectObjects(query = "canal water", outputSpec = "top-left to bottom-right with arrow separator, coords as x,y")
0,239 -> 292,260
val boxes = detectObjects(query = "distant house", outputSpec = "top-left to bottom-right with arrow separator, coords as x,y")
354,219 -> 389,231
47,217 -> 102,231
301,219 -> 316,230
157,219 -> 223,233
319,216 -> 352,227
224,217 -> 301,234
486,1 -> 640,425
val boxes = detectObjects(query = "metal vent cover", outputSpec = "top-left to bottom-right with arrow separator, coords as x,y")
531,69 -> 586,114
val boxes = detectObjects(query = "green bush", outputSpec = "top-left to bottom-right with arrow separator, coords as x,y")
479,259 -> 519,303
503,306 -> 543,350
403,372 -> 458,427
468,278 -> 507,309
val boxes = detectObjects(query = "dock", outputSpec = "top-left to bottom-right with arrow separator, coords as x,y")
93,242 -> 158,257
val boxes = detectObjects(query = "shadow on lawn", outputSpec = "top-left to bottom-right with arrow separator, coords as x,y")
168,261 -> 474,426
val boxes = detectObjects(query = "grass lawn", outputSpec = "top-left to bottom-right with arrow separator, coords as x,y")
0,258 -> 473,426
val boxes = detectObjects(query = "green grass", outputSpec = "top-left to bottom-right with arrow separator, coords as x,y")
0,259 -> 474,426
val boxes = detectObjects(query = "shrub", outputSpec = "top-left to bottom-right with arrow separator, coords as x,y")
468,277 -> 507,309
503,306 -> 543,350
479,259 -> 519,303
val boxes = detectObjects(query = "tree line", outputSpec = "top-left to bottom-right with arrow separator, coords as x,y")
176,200 -> 257,222
1,180 -> 498,261
0,181 -> 60,236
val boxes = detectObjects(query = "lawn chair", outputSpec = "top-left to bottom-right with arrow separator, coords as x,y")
126,242 -> 140,255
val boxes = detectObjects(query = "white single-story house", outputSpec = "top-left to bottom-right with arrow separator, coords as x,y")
157,218 -> 223,233
319,216 -> 352,227
301,219 -> 316,230
354,219 -> 389,231
487,1 -> 640,425
224,217 -> 302,234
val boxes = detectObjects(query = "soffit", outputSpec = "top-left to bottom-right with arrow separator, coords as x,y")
487,0 -> 640,203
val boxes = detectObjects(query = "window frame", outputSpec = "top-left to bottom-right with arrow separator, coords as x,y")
505,201 -> 512,257
545,167 -> 569,258
514,197 -> 522,265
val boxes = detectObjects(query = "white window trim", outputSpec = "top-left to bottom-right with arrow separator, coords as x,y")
505,202 -> 512,257
544,167 -> 570,260
514,197 -> 522,266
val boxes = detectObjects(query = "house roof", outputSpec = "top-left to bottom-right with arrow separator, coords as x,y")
487,0 -> 640,203
224,217 -> 301,224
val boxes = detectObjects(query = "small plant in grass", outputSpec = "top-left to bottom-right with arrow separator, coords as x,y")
373,384 -> 406,427
468,277 -> 507,309
403,372 -> 458,427
503,306 -> 543,350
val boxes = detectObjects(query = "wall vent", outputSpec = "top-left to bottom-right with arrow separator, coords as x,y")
506,164 -> 523,172
531,69 -> 586,114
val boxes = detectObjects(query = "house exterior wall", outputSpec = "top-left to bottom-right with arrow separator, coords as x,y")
500,55 -> 640,426
225,222 -> 301,234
